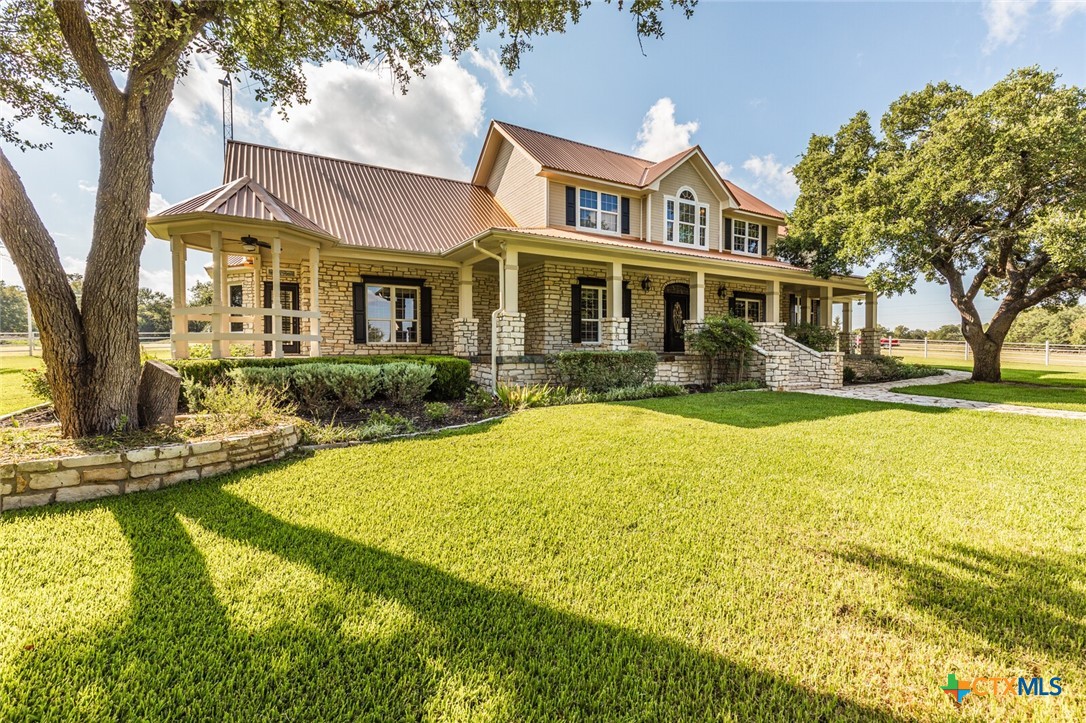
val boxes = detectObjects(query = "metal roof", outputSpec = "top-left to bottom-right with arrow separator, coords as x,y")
491,121 -> 785,220
155,176 -> 330,236
222,141 -> 514,254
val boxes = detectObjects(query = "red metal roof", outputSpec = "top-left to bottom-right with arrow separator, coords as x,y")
223,141 -> 514,254
492,121 -> 784,220
155,176 -> 330,236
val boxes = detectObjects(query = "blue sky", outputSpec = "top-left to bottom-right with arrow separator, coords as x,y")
2,0 -> 1084,329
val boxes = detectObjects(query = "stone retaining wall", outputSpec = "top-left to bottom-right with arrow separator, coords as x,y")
754,324 -> 844,389
1,424 -> 300,513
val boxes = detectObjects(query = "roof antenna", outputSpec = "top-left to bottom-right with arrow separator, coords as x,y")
218,75 -> 233,158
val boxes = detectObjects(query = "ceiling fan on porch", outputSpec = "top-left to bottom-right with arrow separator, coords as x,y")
239,235 -> 272,252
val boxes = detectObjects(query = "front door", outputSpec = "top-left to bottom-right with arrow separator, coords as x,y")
263,282 -> 301,354
663,284 -> 690,353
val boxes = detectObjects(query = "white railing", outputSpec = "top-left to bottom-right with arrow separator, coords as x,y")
171,305 -> 321,357
888,337 -> 1086,367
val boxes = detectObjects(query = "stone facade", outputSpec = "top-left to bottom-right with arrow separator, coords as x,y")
452,318 -> 479,357
1,424 -> 300,513
494,312 -> 526,357
857,328 -> 880,356
754,323 -> 844,389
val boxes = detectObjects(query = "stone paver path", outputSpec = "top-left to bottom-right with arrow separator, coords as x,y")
802,370 -> 1086,420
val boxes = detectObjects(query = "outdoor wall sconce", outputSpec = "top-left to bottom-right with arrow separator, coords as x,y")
641,277 -> 652,291
717,285 -> 727,298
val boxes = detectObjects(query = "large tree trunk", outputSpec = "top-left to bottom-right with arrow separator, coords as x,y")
962,310 -> 1016,383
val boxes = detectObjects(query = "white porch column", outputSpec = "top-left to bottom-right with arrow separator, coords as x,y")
691,270 -> 706,322
252,250 -> 263,357
271,237 -> 283,358
308,245 -> 321,357
453,263 -> 478,357
819,286 -> 833,327
210,231 -> 227,359
170,235 -> 189,359
765,279 -> 781,324
503,248 -> 519,313
841,302 -> 852,333
604,260 -> 627,350
865,291 -> 878,329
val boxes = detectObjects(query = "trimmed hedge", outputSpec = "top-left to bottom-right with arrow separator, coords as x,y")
168,354 -> 469,400
553,350 -> 657,393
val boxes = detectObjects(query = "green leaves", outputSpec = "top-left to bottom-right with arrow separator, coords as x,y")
783,67 -> 1086,322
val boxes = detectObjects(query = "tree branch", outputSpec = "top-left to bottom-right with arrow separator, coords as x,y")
51,0 -> 123,116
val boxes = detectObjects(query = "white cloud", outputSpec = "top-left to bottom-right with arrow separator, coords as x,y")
170,53 -> 258,135
714,161 -> 733,179
633,98 -> 698,161
147,191 -> 170,215
1051,0 -> 1086,24
741,154 -> 799,205
260,58 -> 485,180
77,180 -> 96,194
981,0 -> 1039,50
466,49 -> 534,99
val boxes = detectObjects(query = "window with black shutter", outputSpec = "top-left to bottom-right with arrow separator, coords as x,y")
352,276 -> 431,344
565,186 -> 576,226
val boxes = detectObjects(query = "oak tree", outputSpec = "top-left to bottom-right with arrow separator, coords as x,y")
0,0 -> 694,436
778,68 -> 1086,381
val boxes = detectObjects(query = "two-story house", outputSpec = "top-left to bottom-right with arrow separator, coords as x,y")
148,121 -> 878,389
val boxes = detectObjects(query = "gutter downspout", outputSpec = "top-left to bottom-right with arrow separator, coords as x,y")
473,240 -> 504,392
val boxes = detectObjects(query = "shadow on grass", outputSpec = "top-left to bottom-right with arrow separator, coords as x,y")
838,543 -> 1086,661
3,475 -> 900,721
622,390 -> 950,429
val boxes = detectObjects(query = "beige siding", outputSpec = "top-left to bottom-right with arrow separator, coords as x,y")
486,139 -> 546,227
649,160 -> 722,248
722,211 -> 779,256
546,180 -> 642,236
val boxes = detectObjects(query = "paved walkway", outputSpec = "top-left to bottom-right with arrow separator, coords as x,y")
802,370 -> 1086,420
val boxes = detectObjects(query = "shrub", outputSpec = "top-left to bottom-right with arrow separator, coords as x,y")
168,355 -> 469,400
229,367 -> 291,394
685,315 -> 758,385
784,322 -> 837,352
495,383 -> 558,410
423,401 -> 451,423
381,362 -> 435,406
712,380 -> 765,393
326,365 -> 383,409
190,382 -> 292,433
842,366 -> 857,384
289,364 -> 338,416
845,356 -> 943,384
21,368 -> 52,403
464,385 -> 496,413
299,410 -> 415,445
554,350 -> 657,393
591,384 -> 687,402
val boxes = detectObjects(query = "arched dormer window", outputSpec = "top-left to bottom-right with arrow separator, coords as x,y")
664,186 -> 709,248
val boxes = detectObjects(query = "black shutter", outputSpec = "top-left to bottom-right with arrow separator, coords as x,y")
420,286 -> 433,344
724,218 -> 732,251
565,186 -> 576,226
623,287 -> 632,343
352,282 -> 367,343
621,197 -> 630,235
761,298 -> 767,322
789,294 -> 798,325
570,284 -> 582,343
761,225 -> 769,256
727,295 -> 736,317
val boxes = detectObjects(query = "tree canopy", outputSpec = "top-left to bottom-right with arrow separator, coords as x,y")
779,67 -> 1086,380
0,0 -> 694,436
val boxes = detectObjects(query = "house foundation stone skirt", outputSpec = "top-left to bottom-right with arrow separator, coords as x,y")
453,318 -> 479,357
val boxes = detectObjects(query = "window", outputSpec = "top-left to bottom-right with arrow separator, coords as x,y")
665,188 -> 708,247
733,220 -> 761,255
229,284 -> 244,332
578,189 -> 620,234
366,284 -> 418,343
734,298 -> 762,323
579,286 -> 606,343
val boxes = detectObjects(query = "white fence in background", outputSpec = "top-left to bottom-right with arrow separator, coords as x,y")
887,337 -> 1086,367
0,332 -> 172,357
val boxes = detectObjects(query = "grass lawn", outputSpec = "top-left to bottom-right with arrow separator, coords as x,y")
0,354 -> 47,415
2,393 -> 1085,721
891,359 -> 1086,413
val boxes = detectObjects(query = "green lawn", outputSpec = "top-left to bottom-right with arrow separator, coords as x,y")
0,355 -> 47,415
3,393 -> 1085,721
892,360 -> 1086,413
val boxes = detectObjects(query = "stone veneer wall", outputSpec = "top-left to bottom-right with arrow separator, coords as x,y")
0,424 -> 300,513
755,323 -> 844,389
